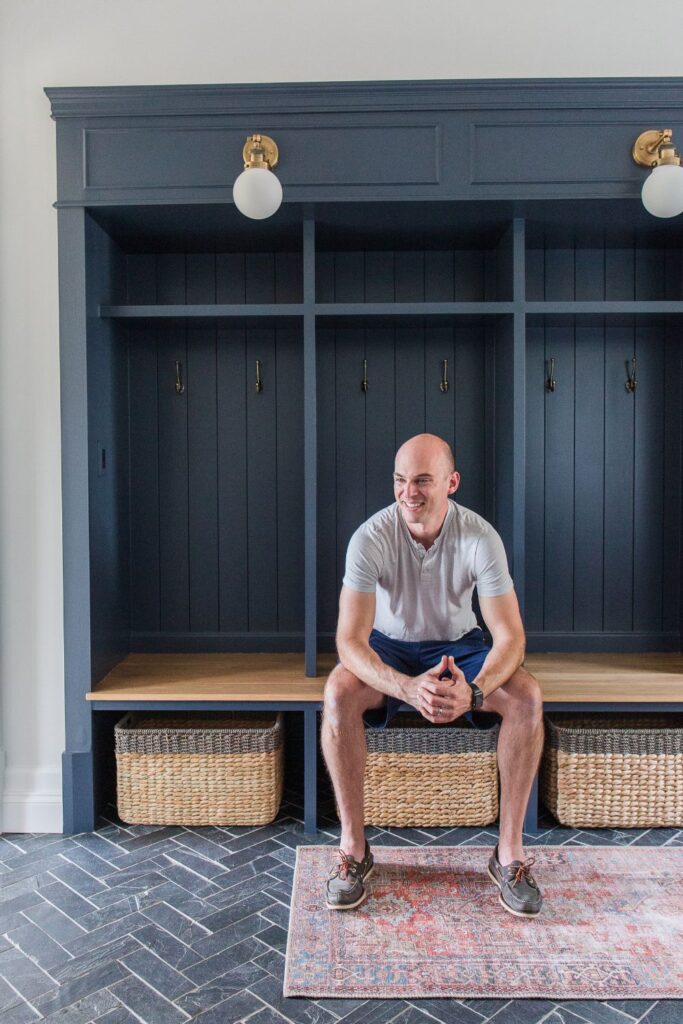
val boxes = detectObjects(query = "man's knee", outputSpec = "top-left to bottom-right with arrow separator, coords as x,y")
323,664 -> 383,722
488,666 -> 544,722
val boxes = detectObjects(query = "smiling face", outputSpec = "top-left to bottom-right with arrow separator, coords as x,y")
393,435 -> 460,535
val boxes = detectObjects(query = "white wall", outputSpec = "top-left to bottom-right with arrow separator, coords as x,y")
1,0 -> 682,833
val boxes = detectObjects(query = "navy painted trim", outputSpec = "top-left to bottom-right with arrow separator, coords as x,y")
45,78 -> 683,118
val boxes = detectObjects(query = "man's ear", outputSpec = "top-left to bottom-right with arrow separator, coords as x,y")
447,471 -> 460,495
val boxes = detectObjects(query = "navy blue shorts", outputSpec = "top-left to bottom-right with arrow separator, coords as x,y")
357,626 -> 498,730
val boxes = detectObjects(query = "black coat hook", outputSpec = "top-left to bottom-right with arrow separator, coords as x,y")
545,357 -> 556,392
255,359 -> 263,392
361,358 -> 368,393
175,361 -> 184,394
625,355 -> 637,392
440,359 -> 449,393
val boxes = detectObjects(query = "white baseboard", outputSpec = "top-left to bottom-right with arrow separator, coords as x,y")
0,761 -> 63,834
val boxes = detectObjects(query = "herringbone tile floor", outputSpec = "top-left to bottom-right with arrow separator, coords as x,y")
0,783 -> 681,1024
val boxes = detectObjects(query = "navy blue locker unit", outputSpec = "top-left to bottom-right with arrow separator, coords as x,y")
46,80 -> 683,831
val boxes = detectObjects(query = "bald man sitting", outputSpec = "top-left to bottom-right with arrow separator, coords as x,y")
321,433 -> 544,917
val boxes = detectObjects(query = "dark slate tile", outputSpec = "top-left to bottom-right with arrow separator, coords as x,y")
631,829 -> 682,846
424,828 -> 488,846
160,846 -> 230,880
208,872 -> 278,908
323,1000 -> 410,1024
191,912 -> 271,959
102,845 -> 180,874
72,834 -> 124,863
265,862 -> 295,884
128,921 -> 203,970
33,961 -> 128,1017
192,988 -> 264,1024
249,972 -> 337,1024
172,832 -> 236,863
485,1000 -> 556,1022
52,935 -> 142,984
0,852 -> 69,888
462,1000 -> 510,1017
119,945 -> 196,999
183,935 -> 265,986
0,947 -> 59,1000
38,879 -> 97,920
133,878 -> 215,911
175,961 -> 270,1016
22,900 -> 86,944
63,911 -> 150,955
222,825 -> 293,852
274,832 -> 339,851
108,974 -> 190,1023
220,838 -> 290,870
147,859 -> 224,900
1,837 -> 78,863
387,1007 -> 442,1024
253,947 -> 286,980
115,825 -> 185,852
639,1003 -> 683,1023
266,846 -> 297,868
0,974 -> 21,1012
313,995 -> 370,1018
244,1007 -> 294,1024
0,892 -> 46,922
93,1006 -> 141,1023
40,988 -> 120,1022
405,999 -> 486,1023
198,890 -> 273,933
61,845 -> 125,880
263,883 -> 293,905
3,918 -> 74,970
47,859 -> 108,898
0,999 -> 41,1023
256,923 -> 288,953
556,1002 -> 643,1023
141,899 -> 212,943
86,871 -> 168,909
605,1000 -> 655,1017
260,900 -> 290,929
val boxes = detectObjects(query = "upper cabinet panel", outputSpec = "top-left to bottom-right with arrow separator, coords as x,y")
46,79 -> 683,206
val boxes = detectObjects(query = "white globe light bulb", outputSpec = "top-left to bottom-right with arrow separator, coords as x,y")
233,166 -> 283,220
641,163 -> 683,218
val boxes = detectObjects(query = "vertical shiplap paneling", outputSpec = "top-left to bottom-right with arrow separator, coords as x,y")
544,249 -> 574,301
493,318 -> 515,559
187,328 -> 219,632
275,252 -> 303,302
365,253 -> 394,301
662,323 -> 683,638
316,327 -> 338,634
424,327 -> 455,451
186,255 -> 216,303
394,253 -> 424,301
524,321 -> 545,633
605,249 -> 635,300
664,249 -> 683,300
526,250 -> 544,302
217,329 -> 248,632
276,328 -> 305,631
454,251 -> 483,300
452,327 -> 486,515
246,329 -> 278,630
216,254 -> 246,302
335,329 -> 367,587
365,328 -> 396,515
128,329 -> 160,634
126,254 -> 157,303
425,252 -> 454,302
543,321 -> 575,632
575,249 -> 605,301
335,254 -> 365,301
158,327 -> 190,632
316,252 -> 334,302
604,323 -> 635,631
633,324 -> 664,633
573,323 -> 605,632
395,326 -> 425,444
635,249 -> 664,301
245,254 -> 275,303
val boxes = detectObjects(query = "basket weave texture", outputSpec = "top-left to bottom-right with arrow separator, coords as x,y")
362,714 -> 500,827
115,711 -> 283,826
541,713 -> 683,828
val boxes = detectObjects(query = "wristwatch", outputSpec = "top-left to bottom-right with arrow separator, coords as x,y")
465,680 -> 484,710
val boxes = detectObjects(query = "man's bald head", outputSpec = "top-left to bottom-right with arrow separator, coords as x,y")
395,434 -> 455,475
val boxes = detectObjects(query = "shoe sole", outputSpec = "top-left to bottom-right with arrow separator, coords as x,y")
326,863 -> 375,911
486,864 -> 541,918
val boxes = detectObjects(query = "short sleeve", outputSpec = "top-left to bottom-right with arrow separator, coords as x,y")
342,525 -> 383,593
473,527 -> 514,597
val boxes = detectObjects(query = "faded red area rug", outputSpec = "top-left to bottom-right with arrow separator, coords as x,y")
283,845 -> 683,999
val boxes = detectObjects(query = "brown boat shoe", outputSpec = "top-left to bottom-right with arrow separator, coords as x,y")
325,841 -> 375,910
487,844 -> 543,918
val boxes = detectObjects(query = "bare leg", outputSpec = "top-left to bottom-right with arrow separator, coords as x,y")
321,665 -> 386,861
483,668 -> 545,864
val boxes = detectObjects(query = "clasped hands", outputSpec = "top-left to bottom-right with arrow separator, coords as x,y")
409,655 -> 472,724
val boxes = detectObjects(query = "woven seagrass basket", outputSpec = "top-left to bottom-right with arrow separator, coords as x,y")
115,711 -> 284,826
360,714 -> 500,827
541,713 -> 683,828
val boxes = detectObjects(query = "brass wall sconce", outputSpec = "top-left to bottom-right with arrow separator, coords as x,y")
233,134 -> 283,220
632,129 -> 683,218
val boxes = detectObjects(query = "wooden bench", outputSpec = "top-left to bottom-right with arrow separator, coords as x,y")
88,651 -> 683,834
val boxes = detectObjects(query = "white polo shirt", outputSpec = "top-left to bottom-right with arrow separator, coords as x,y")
342,500 -> 514,642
